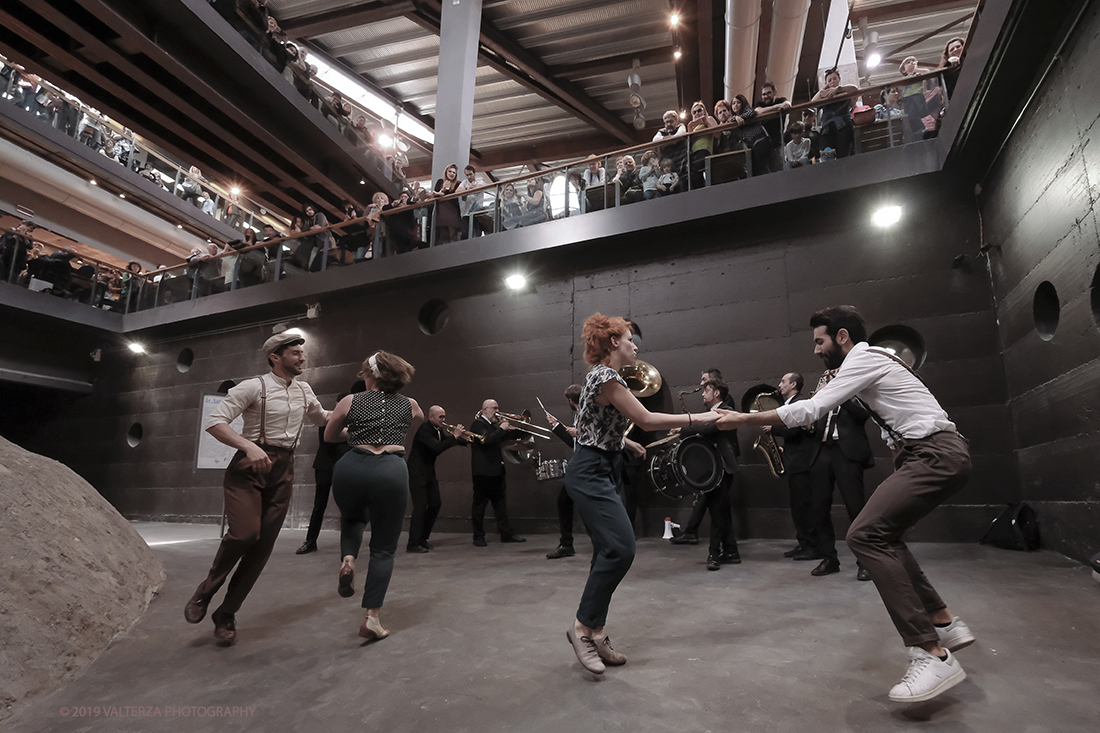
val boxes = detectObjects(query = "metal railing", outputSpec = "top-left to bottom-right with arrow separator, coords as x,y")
1,67 -> 955,315
1,55 -> 289,236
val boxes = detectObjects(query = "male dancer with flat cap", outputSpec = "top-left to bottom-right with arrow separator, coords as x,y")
184,331 -> 329,646
717,306 -> 976,703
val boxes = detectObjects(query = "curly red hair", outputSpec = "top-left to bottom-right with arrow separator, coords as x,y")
582,313 -> 634,365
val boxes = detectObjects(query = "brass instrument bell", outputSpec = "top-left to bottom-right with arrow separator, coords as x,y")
618,359 -> 662,397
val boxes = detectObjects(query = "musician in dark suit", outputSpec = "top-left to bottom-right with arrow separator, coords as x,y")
297,383 -> 362,555
469,399 -> 526,546
677,379 -> 742,570
670,367 -> 729,545
770,372 -> 818,560
805,382 -> 875,579
544,385 -> 582,558
405,405 -> 467,553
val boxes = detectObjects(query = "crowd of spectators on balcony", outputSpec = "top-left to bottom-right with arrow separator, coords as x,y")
2,31 -> 971,316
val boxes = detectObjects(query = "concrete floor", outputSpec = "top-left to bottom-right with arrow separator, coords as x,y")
6,524 -> 1100,733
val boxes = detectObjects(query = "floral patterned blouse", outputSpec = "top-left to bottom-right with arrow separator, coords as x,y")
575,364 -> 631,451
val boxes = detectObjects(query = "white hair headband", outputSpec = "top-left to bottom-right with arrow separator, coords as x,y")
368,353 -> 382,378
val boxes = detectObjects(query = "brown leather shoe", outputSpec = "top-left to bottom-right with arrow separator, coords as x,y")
358,614 -> 390,640
566,627 -> 605,674
338,563 -> 355,598
594,635 -> 626,666
184,588 -> 209,624
211,609 -> 236,647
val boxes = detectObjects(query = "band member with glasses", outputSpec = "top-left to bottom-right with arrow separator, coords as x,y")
564,313 -> 720,675
469,400 -> 526,546
716,306 -> 975,703
326,351 -> 422,641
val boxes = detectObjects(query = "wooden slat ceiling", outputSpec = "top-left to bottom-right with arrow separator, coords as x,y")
272,0 -> 979,177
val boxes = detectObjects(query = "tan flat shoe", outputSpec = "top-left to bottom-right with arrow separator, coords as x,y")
359,615 -> 389,640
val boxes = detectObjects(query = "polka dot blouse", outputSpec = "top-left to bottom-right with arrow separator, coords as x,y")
345,391 -> 413,446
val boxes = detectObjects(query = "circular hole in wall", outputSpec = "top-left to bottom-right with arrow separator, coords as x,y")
1091,264 -> 1100,328
418,299 -> 450,335
869,325 -> 927,370
176,347 -> 194,373
126,423 -> 143,448
217,380 -> 236,394
1033,280 -> 1060,341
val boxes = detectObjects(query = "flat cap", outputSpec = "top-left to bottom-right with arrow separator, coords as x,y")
263,331 -> 305,357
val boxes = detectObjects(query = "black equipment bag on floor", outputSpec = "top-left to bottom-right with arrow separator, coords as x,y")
980,502 -> 1041,551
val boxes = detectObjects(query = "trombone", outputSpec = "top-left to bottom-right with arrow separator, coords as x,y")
496,409 -> 553,439
440,422 -> 484,444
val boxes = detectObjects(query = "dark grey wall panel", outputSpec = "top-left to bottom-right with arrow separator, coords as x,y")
979,2 -> 1100,562
7,171 -> 1015,543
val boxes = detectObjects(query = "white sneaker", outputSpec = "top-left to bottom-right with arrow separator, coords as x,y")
936,616 -> 975,652
888,647 -> 966,703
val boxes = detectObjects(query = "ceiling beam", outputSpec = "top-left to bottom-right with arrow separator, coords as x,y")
793,0 -> 832,103
408,0 -> 638,144
878,13 -> 974,63
404,132 -> 623,177
281,1 -> 415,38
752,0 -> 775,102
323,27 -> 428,57
852,0 -> 977,24
551,47 -> 675,80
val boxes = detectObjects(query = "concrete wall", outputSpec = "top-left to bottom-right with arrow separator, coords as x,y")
978,2 -> 1100,563
12,172 -> 1015,541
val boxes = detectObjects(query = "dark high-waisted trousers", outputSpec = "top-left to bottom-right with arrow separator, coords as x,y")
332,449 -> 409,609
565,444 -> 636,629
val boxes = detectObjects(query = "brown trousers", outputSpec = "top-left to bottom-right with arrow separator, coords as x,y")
194,446 -> 295,615
846,431 -> 971,646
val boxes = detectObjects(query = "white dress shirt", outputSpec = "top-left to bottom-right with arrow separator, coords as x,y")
776,342 -> 955,449
458,176 -> 485,215
207,372 -> 329,449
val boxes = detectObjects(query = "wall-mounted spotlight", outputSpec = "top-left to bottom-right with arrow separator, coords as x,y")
128,342 -> 146,354
119,193 -> 126,199
673,48 -> 682,60
504,274 -> 527,290
670,12 -> 680,27
230,186 -> 241,196
872,204 -> 902,227
89,179 -> 97,186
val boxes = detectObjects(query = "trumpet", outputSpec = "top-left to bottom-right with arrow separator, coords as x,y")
441,422 -> 484,444
496,409 -> 553,439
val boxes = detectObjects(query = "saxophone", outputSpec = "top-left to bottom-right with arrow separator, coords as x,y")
750,391 -> 786,477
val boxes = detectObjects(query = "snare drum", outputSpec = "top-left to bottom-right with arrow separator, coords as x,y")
536,458 -> 568,481
646,435 -> 721,500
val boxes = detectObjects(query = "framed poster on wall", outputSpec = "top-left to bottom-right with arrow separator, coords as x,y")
196,393 -> 244,470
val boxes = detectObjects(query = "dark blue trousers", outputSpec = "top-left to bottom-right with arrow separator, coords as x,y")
565,445 -> 636,629
332,450 -> 408,609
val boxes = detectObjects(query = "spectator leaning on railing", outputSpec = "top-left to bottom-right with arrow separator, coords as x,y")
811,67 -> 858,159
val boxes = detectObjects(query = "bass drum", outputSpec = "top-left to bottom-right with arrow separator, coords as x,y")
646,435 -> 722,500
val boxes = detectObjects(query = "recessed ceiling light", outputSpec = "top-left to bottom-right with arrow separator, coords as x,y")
504,274 -> 527,290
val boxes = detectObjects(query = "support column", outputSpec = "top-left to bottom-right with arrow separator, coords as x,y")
432,0 -> 482,183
